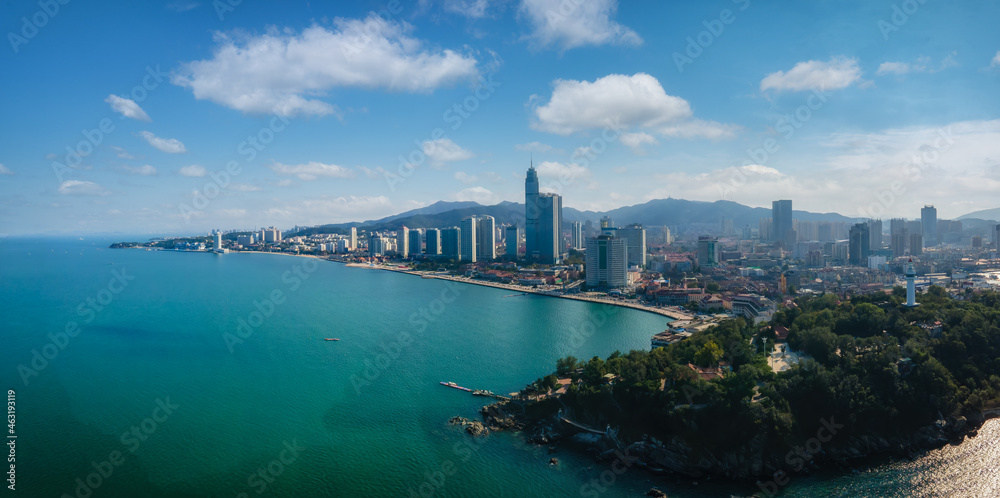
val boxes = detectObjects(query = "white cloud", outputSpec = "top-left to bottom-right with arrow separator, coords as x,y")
110,146 -> 136,159
514,141 -> 553,153
422,138 -> 474,166
105,95 -> 151,122
172,16 -> 479,117
532,73 -> 737,142
519,0 -> 641,51
124,164 -> 157,176
992,51 -> 1000,68
58,180 -> 110,196
0,163 -> 12,175
440,0 -> 490,18
619,132 -> 658,154
534,161 -> 590,192
454,171 -> 478,184
876,61 -> 916,75
761,56 -> 861,92
453,186 -> 497,203
659,119 -> 741,140
179,164 -> 207,177
276,179 -> 293,187
138,131 -> 187,153
270,161 -> 356,181
532,73 -> 690,135
229,183 -> 261,192
359,166 -> 390,180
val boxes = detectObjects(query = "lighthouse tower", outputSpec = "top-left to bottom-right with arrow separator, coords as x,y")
905,258 -> 917,307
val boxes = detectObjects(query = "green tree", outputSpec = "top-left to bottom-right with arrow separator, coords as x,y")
694,341 -> 724,367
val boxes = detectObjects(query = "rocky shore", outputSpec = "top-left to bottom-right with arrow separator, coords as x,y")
452,399 -> 997,485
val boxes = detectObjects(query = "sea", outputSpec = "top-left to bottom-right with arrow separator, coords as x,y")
1,236 -> 997,497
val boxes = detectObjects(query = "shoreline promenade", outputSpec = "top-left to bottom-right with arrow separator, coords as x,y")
342,262 -> 693,321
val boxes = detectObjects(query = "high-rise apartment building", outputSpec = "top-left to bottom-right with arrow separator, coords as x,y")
476,215 -> 495,261
505,225 -> 521,257
441,227 -> 460,259
697,236 -> 720,267
425,228 -> 441,255
618,224 -> 646,268
570,221 -> 583,250
408,228 -> 422,256
868,219 -> 883,251
849,222 -> 870,265
460,217 -> 477,262
772,200 -> 794,248
921,205 -> 937,247
397,226 -> 409,258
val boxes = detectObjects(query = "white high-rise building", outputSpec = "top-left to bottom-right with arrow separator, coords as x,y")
349,227 -> 357,250
570,221 -> 583,250
460,216 -> 477,262
476,215 -> 495,261
213,230 -> 222,251
585,235 -> 628,288
397,226 -> 410,258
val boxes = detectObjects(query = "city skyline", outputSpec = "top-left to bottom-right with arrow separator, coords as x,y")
3,1 -> 1000,236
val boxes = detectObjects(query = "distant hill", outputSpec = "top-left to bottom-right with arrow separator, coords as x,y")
958,207 -> 1000,222
287,198 -> 858,236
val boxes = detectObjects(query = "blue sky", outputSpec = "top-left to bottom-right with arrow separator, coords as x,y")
1,0 -> 999,236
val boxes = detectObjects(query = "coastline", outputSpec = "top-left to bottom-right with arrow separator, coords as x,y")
343,263 -> 693,321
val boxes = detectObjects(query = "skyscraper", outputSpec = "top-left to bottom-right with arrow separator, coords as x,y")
772,200 -> 794,248
526,164 -> 562,264
570,221 -> 583,250
397,226 -> 409,258
425,228 -> 441,255
849,222 -> 870,265
890,218 -> 908,257
505,225 -> 521,257
600,216 -> 614,229
585,235 -> 628,288
618,224 -> 646,268
349,227 -> 357,250
476,215 -> 495,261
441,227 -> 460,259
868,219 -> 882,251
460,216 -> 477,262
525,166 -> 539,260
408,228 -> 422,257
921,205 -> 937,247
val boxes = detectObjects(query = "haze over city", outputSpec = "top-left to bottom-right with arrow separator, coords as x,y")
2,0 -> 999,236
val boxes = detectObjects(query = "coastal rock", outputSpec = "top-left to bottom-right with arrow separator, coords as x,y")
549,457 -> 559,466
645,488 -> 668,498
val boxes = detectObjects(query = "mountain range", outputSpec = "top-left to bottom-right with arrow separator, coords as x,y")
288,198 -> 865,236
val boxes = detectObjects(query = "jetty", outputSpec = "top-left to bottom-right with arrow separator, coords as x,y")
440,382 -> 511,401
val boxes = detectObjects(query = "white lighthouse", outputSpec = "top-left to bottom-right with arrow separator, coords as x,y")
905,258 -> 917,306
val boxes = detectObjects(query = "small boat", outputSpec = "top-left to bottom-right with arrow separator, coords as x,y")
324,338 -> 340,341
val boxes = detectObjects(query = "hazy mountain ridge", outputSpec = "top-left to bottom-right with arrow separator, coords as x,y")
289,198 -> 859,236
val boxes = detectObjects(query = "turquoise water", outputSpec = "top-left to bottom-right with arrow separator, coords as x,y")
1,237 -> 996,497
